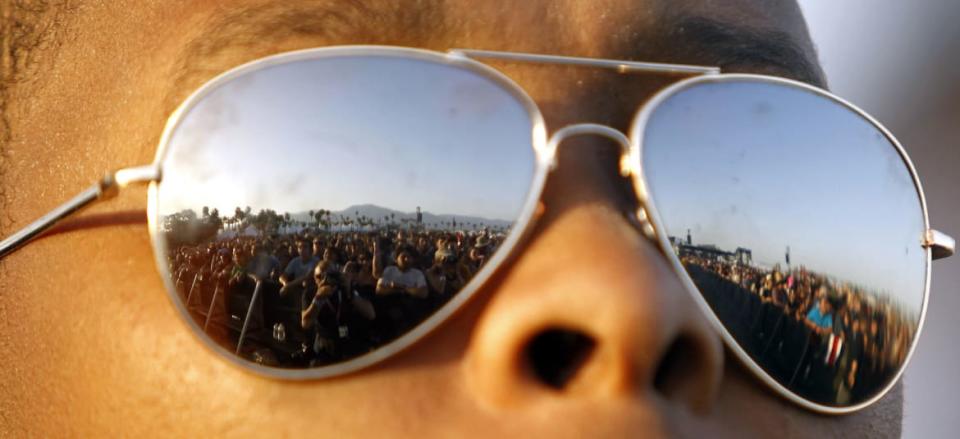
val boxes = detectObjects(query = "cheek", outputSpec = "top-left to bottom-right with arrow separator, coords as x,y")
1,221 -> 249,434
709,353 -> 898,438
0,214 -> 495,435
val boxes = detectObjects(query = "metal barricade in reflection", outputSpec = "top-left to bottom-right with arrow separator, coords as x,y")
186,272 -> 200,308
203,283 -> 221,332
236,274 -> 264,355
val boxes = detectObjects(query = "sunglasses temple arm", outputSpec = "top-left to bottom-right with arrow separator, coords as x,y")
927,229 -> 955,260
0,165 -> 159,259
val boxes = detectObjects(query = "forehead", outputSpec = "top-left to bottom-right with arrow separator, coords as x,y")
164,0 -> 820,103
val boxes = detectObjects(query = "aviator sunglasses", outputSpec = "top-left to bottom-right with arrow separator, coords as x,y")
1,46 -> 954,414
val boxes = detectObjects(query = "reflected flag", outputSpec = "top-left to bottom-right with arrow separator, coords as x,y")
824,333 -> 843,366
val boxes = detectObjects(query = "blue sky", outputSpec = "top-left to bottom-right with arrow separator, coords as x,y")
643,81 -> 926,312
158,55 -> 536,222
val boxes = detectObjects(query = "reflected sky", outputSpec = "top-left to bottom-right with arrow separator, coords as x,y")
158,55 -> 536,222
644,81 -> 926,311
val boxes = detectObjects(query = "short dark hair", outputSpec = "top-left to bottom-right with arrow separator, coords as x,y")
316,269 -> 342,287
395,244 -> 418,259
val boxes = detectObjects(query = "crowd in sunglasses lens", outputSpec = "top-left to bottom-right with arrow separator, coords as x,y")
677,248 -> 916,405
164,207 -> 504,368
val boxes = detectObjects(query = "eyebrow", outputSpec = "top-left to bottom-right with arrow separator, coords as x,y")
656,16 -> 827,88
165,1 -> 444,113
1,3 -> 73,229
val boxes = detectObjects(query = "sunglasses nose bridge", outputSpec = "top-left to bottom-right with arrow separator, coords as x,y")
546,124 -> 632,174
545,124 -> 656,239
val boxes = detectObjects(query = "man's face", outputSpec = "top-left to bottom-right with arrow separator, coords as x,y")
314,265 -> 328,289
396,251 -> 413,271
297,242 -> 310,260
0,0 -> 903,436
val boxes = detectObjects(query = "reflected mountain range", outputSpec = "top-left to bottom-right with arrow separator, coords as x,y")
161,203 -> 513,249
288,204 -> 513,229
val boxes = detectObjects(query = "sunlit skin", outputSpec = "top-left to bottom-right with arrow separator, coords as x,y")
0,0 -> 904,436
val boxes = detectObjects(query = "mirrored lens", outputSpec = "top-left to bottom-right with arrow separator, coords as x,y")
641,79 -> 926,407
155,53 -> 537,370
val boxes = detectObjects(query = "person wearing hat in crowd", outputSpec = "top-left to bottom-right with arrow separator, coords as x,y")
425,246 -> 468,305
466,234 -> 492,276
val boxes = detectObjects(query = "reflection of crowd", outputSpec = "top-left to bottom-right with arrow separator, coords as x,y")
680,253 -> 916,405
168,228 -> 503,367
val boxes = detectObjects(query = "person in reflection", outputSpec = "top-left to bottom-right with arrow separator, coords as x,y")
834,297 -> 863,405
798,292 -> 843,402
415,235 -> 435,269
465,234 -> 491,276
425,247 -> 468,303
376,245 -> 428,298
226,246 -> 251,289
279,239 -> 319,296
247,243 -> 282,282
805,294 -> 835,336
375,245 -> 430,338
321,246 -> 343,274
302,266 -> 377,361
353,252 -> 379,297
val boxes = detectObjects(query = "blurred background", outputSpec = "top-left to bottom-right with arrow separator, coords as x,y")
798,1 -> 960,436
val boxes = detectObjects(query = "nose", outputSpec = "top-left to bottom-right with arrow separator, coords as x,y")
463,131 -> 724,417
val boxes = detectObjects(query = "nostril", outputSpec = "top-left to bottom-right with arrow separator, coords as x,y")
653,335 -> 703,399
525,328 -> 596,390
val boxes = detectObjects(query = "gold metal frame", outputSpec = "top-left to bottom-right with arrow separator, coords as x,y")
0,45 -> 954,415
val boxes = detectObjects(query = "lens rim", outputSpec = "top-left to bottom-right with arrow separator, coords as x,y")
146,46 -> 552,380
627,73 -> 932,414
